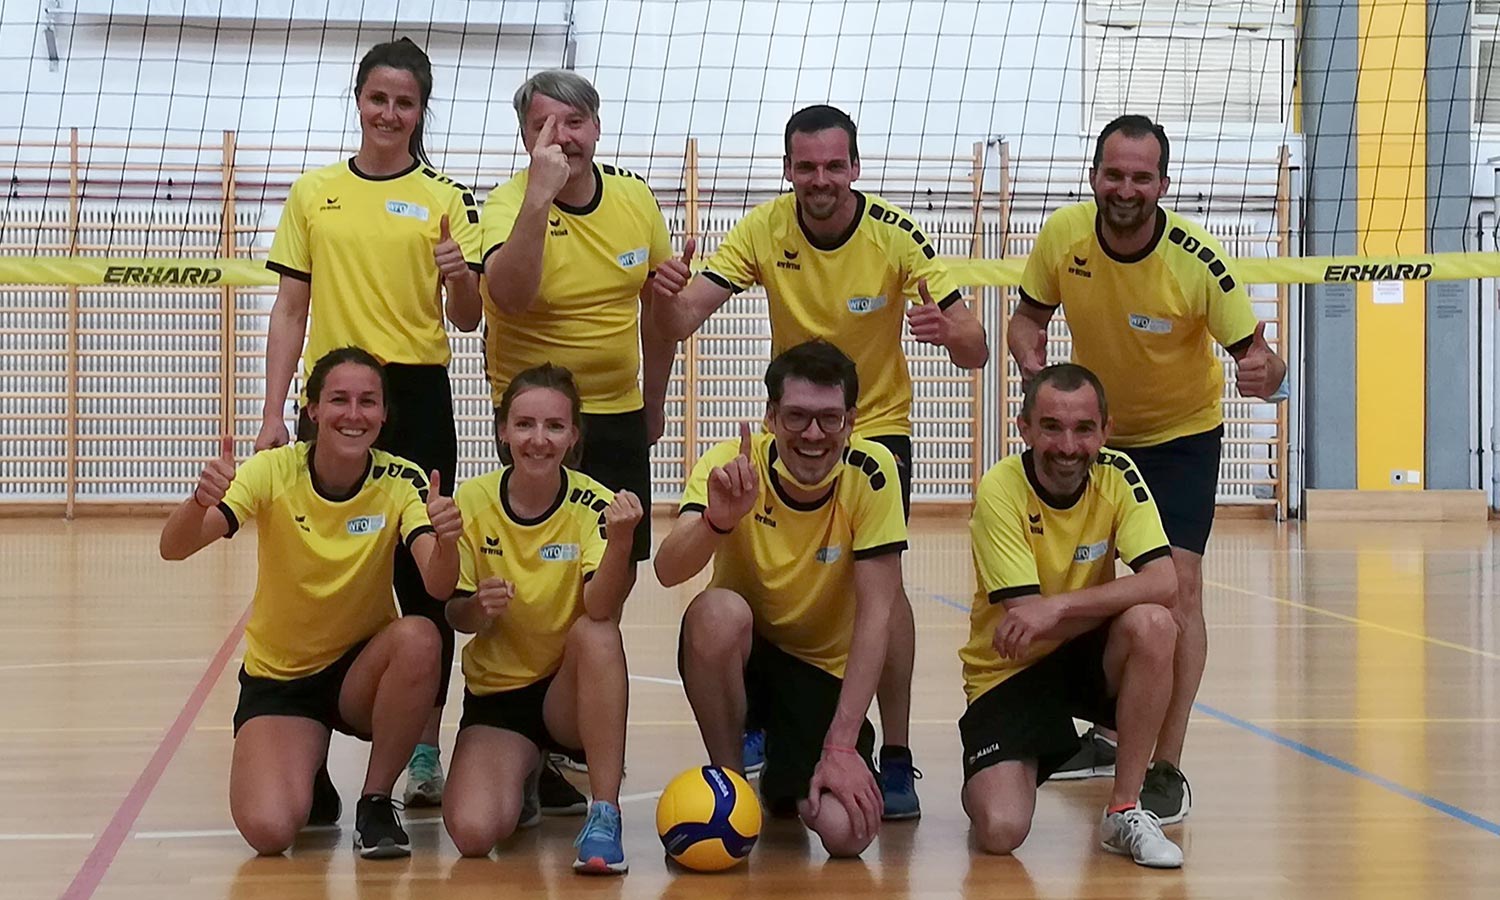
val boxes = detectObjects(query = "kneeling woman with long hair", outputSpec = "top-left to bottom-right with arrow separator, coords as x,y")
160,346 -> 463,859
441,364 -> 640,875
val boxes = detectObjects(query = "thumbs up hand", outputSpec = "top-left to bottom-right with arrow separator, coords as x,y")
1234,321 -> 1285,400
433,214 -> 469,285
425,469 -> 463,546
704,422 -> 760,533
194,436 -> 237,509
905,278 -> 951,346
652,237 -> 697,303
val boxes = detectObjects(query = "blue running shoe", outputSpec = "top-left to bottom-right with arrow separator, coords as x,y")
742,729 -> 766,776
573,801 -> 628,875
879,746 -> 922,821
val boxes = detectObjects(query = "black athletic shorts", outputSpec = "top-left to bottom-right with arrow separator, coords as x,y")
866,434 -> 913,521
1112,425 -> 1223,555
494,406 -> 654,562
233,639 -> 372,739
959,625 -> 1117,784
458,676 -> 576,753
678,628 -> 876,809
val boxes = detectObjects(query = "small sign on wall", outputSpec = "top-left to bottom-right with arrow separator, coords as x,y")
1372,281 -> 1405,304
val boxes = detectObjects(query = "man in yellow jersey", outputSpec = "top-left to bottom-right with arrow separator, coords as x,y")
655,340 -> 907,859
1007,114 -> 1287,820
653,105 -> 989,817
961,363 -> 1182,868
481,69 -> 675,812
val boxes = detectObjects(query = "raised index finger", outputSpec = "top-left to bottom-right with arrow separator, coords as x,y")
536,115 -> 557,148
738,421 -> 753,458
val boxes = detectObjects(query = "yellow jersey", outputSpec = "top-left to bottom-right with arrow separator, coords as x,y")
703,191 -> 961,438
454,467 -> 612,694
267,158 -> 484,370
1019,201 -> 1260,446
480,163 -> 672,412
680,431 -> 908,676
217,443 -> 434,680
960,449 -> 1170,702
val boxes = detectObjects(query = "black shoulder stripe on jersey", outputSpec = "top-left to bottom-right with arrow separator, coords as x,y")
840,448 -> 889,491
1126,545 -> 1172,571
218,502 -> 240,538
703,270 -> 746,294
1166,225 -> 1237,293
466,209 -> 480,225
461,192 -> 477,207
866,201 -> 938,259
853,540 -> 907,560
989,584 -> 1040,604
405,524 -> 436,550
266,260 -> 311,283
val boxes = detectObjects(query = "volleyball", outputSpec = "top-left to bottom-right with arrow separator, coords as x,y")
655,766 -> 762,872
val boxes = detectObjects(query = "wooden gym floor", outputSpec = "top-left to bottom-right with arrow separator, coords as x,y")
4,514 -> 1500,899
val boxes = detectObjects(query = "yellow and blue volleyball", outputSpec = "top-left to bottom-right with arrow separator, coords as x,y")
655,765 -> 762,871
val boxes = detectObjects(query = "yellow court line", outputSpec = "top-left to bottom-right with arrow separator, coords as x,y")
1206,579 -> 1500,662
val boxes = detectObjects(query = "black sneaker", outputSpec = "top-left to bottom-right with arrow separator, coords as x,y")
1138,760 -> 1192,825
539,758 -> 588,816
1049,727 -> 1117,781
353,794 -> 410,859
307,764 -> 341,826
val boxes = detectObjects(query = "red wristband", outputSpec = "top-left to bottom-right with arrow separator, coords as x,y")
821,743 -> 860,756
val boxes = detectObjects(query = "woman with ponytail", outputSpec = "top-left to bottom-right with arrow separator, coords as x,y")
258,37 -> 482,810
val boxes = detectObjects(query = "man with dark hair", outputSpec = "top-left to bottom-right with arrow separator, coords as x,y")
962,363 -> 1182,868
655,340 -> 908,858
1006,114 -> 1287,818
652,103 -> 990,819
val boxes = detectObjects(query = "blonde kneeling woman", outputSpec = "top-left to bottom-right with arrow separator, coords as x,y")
159,346 -> 463,859
440,364 -> 641,875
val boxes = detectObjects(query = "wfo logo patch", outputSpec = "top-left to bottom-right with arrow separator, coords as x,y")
1073,540 -> 1109,563
846,296 -> 886,314
346,514 -> 386,535
385,200 -> 430,221
539,542 -> 581,562
617,247 -> 649,268
815,546 -> 843,563
1128,313 -> 1173,334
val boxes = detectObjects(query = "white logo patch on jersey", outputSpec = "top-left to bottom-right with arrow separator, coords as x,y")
1128,313 -> 1173,334
617,247 -> 649,268
846,296 -> 887,314
385,200 -> 430,221
346,514 -> 386,535
539,542 -> 581,562
1073,540 -> 1110,563
815,546 -> 843,563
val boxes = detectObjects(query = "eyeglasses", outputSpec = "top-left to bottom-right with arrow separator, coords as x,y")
776,406 -> 848,434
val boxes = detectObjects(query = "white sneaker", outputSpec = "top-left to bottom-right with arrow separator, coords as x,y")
1099,806 -> 1183,868
401,744 -> 445,807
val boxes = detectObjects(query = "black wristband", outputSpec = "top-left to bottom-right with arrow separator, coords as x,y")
702,511 -> 734,535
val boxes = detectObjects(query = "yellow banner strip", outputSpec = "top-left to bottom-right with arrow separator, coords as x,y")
0,252 -> 1496,288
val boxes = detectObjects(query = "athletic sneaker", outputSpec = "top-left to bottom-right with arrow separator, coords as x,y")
353,794 -> 410,859
307,763 -> 341,826
1099,806 -> 1183,868
1138,760 -> 1192,825
879,746 -> 922,820
572,801 -> 628,875
519,764 -> 543,829
402,743 -> 445,807
742,729 -> 767,775
1050,727 -> 1117,781
540,758 -> 589,815
549,747 -> 590,774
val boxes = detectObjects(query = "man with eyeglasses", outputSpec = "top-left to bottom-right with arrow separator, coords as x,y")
655,340 -> 908,859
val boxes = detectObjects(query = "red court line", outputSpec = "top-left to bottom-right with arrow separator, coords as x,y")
61,605 -> 250,900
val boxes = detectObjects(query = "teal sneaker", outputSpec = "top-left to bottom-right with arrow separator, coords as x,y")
572,801 -> 628,875
402,743 -> 445,807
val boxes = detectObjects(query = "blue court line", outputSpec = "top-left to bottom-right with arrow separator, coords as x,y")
921,593 -> 1500,837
